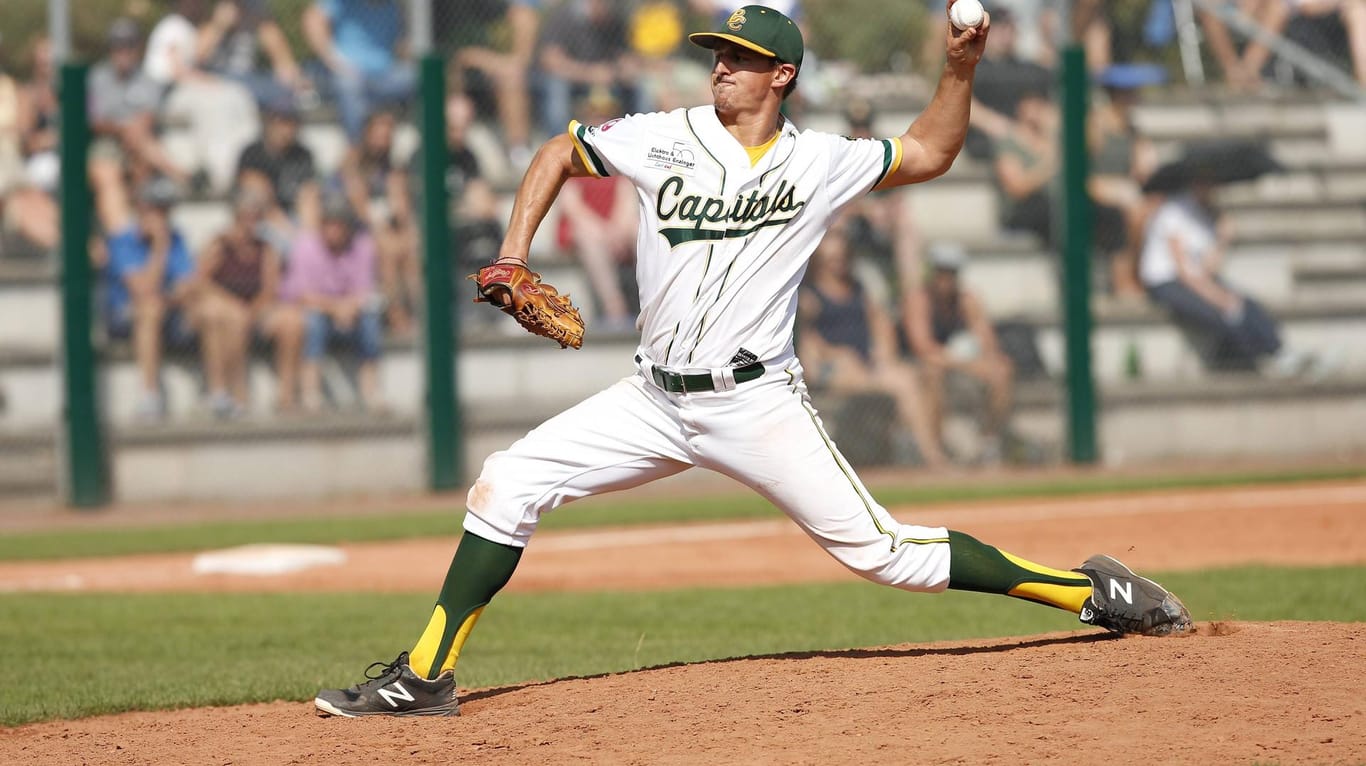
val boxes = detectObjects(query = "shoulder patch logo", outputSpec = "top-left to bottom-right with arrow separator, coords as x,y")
600,118 -> 622,132
727,8 -> 746,30
646,141 -> 698,175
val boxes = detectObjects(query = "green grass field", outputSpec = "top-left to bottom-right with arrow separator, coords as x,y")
3,565 -> 1363,726
1,465 -> 1360,562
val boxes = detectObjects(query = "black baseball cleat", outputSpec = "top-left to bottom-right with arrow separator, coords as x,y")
314,652 -> 459,717
1073,554 -> 1193,636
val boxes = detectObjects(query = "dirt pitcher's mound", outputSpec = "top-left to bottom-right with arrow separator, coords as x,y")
4,621 -> 1361,765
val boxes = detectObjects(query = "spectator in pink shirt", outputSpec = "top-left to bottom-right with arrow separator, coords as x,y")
284,192 -> 385,412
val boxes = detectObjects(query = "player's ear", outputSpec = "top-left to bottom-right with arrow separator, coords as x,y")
774,62 -> 797,87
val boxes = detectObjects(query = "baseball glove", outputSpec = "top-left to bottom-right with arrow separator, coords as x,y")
469,261 -> 585,349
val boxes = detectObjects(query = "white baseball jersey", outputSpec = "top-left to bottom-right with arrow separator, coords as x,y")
568,106 -> 902,369
463,106 -> 953,596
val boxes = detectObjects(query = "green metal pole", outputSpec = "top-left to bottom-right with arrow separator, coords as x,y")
58,62 -> 108,507
1058,46 -> 1098,464
418,55 -> 461,489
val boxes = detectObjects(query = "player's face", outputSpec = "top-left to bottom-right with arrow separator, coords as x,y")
709,42 -> 787,112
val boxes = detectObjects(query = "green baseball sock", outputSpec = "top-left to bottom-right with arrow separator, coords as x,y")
409,532 -> 523,680
947,530 -> 1093,613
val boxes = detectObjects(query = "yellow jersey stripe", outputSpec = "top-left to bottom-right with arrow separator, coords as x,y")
568,120 -> 609,178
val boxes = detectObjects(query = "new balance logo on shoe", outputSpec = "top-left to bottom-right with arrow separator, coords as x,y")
377,682 -> 415,708
1108,577 -> 1134,605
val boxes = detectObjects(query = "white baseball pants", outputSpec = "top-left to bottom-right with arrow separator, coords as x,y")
463,359 -> 952,592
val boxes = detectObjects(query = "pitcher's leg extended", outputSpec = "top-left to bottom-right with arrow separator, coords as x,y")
696,381 -> 1190,637
315,378 -> 692,716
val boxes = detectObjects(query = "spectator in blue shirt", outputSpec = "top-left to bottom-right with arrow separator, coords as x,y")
303,0 -> 416,141
102,177 -> 197,420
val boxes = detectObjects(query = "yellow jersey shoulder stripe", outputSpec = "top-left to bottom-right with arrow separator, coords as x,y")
872,137 -> 904,190
568,120 -> 610,178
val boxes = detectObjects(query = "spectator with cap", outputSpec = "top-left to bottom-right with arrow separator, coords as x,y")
284,192 -> 386,413
906,242 -> 1015,466
101,177 -> 198,421
235,91 -> 320,245
303,0 -> 416,142
798,213 -> 949,469
89,18 -> 191,234
187,187 -> 305,418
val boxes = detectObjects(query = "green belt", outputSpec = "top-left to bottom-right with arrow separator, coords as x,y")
636,355 -> 765,393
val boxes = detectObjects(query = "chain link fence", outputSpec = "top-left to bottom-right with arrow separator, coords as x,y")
0,0 -> 1362,505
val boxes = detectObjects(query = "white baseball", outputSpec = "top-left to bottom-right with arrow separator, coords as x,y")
949,0 -> 985,30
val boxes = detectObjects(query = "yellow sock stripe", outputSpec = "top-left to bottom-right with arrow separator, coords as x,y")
408,605 -> 448,679
999,551 -> 1092,613
439,607 -> 486,676
1007,581 -> 1091,613
1000,551 -> 1092,583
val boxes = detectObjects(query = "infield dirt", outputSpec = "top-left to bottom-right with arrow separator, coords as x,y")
1,480 -> 1363,764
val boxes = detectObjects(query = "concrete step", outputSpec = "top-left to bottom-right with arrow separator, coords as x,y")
0,432 -> 58,503
1293,262 -> 1366,303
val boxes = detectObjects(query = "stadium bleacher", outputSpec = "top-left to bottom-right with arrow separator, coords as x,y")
2,83 -> 1364,503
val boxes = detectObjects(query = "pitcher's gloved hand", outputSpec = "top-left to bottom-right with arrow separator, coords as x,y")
469,260 -> 585,349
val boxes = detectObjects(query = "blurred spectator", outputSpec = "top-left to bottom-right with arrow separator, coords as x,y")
0,40 -> 23,198
1072,0 -> 1113,73
992,86 -> 1128,288
798,216 -> 949,469
284,193 -> 386,413
839,99 -> 918,309
554,90 -> 637,329
1,35 -> 59,257
187,188 -> 304,418
235,93 -> 320,244
434,0 -> 540,166
1088,64 -> 1163,298
304,0 -> 416,142
905,243 -> 1014,466
89,18 -> 190,234
101,177 -> 197,421
991,86 -> 1059,247
536,0 -> 648,138
143,0 -> 261,194
1140,183 -> 1322,377
959,7 -> 1053,161
921,0 -> 1057,75
1201,0 -> 1366,89
200,0 -> 312,108
19,36 -> 60,195
442,92 -> 504,273
336,109 -> 419,335
627,0 -> 709,111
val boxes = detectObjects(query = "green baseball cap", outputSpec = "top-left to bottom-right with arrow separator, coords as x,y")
689,5 -> 804,70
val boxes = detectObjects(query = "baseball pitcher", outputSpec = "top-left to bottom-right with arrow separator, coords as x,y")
315,1 -> 1191,718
